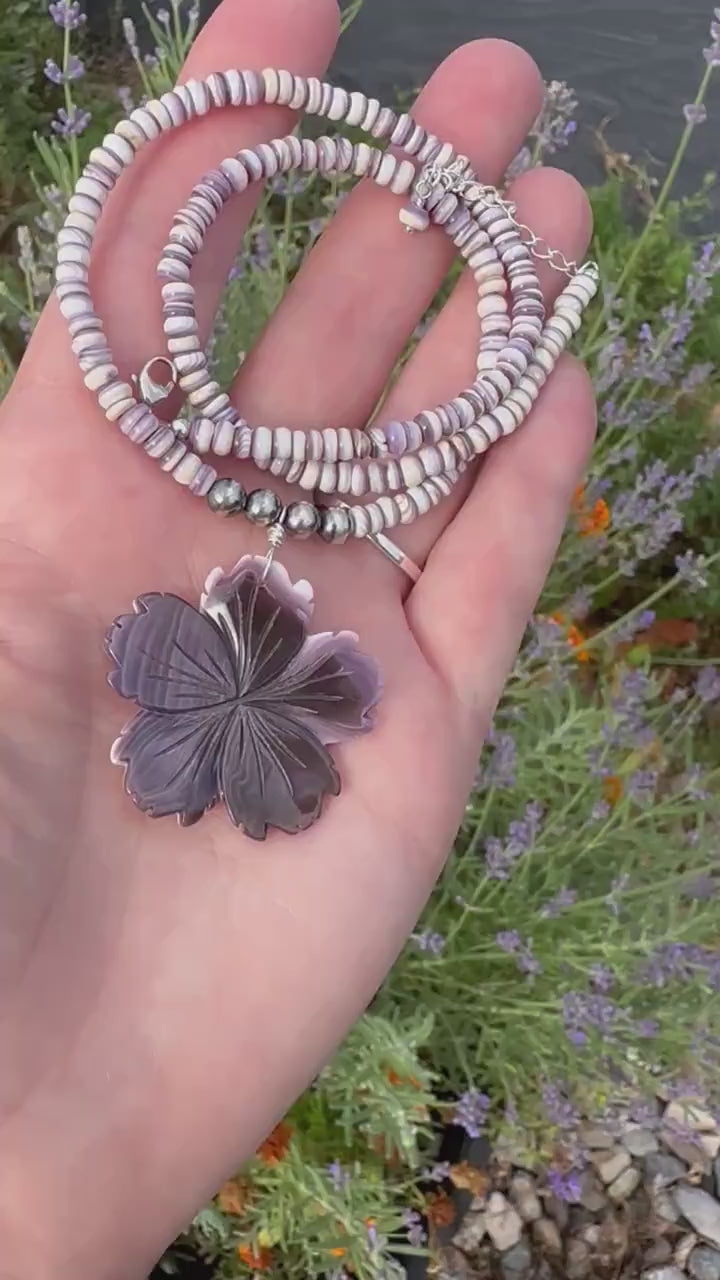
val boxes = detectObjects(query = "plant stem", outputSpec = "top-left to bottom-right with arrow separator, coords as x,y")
62,24 -> 80,186
582,60 -> 716,356
575,550 -> 720,657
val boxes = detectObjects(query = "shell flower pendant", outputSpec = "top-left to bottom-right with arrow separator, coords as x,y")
106,556 -> 382,839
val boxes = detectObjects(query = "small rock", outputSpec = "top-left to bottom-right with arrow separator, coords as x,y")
592,1147 -> 632,1185
674,1184 -> 720,1248
509,1173 -> 541,1223
652,1189 -> 682,1225
566,1238 -> 590,1280
666,1101 -> 718,1134
579,1224 -> 601,1247
608,1165 -> 642,1203
676,1234 -> 700,1267
437,1245 -> 475,1280
623,1127 -> 660,1158
641,1269 -> 685,1280
579,1169 -> 607,1212
544,1193 -> 569,1230
689,1245 -> 720,1280
644,1240 -> 673,1267
663,1129 -> 712,1173
580,1124 -> 616,1149
645,1153 -> 688,1187
702,1135 -> 720,1161
531,1217 -> 562,1256
502,1239 -> 530,1280
499,1240 -> 532,1278
485,1192 -> 522,1253
453,1209 -> 487,1253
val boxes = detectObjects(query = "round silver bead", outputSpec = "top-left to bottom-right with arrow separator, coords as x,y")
207,477 -> 246,514
285,500 -> 320,539
319,505 -> 351,544
246,488 -> 282,526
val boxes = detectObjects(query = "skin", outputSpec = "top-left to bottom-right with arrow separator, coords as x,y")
0,0 -> 596,1274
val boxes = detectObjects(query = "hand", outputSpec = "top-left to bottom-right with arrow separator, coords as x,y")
0,0 -> 594,1274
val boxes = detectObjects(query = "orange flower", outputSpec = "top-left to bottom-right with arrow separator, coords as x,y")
579,498 -> 611,537
425,1191 -> 456,1229
572,483 -> 586,513
602,775 -> 624,806
566,624 -> 592,663
237,1244 -> 272,1271
256,1120 -> 293,1164
385,1067 -> 423,1090
329,1248 -> 347,1258
218,1177 -> 249,1216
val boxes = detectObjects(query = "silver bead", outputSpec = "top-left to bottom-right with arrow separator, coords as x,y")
319,505 -> 351,544
246,488 -> 282,526
207,477 -> 246,515
285,500 -> 320,539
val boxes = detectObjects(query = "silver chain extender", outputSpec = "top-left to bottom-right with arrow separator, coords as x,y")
413,155 -> 598,281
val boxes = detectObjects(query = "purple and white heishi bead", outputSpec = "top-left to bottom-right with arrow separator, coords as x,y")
56,69 -> 598,543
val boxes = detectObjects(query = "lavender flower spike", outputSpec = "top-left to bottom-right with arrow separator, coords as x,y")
106,556 -> 382,838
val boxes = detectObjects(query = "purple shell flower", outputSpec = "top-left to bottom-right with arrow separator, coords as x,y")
106,556 -> 382,839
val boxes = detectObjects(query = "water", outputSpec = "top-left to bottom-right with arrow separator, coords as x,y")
332,0 -> 717,197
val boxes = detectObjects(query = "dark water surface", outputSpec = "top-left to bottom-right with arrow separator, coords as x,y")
330,0 -> 718,195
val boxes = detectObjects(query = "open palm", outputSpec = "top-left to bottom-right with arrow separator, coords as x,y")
0,0 -> 595,1274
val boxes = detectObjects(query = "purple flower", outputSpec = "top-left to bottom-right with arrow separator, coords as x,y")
540,887 -> 577,919
478,727 -> 517,790
547,1168 -> 582,1203
106,556 -> 381,838
613,609 -> 656,643
251,226 -> 272,270
636,1018 -> 659,1039
627,769 -> 658,806
412,930 -> 445,956
44,54 -> 84,83
327,1161 -> 350,1192
588,799 -> 610,825
484,801 -> 544,880
116,85 -> 135,113
684,103 -> 708,125
704,44 -> 720,66
402,1209 -> 427,1248
427,1161 -> 451,1183
542,1081 -> 580,1131
643,942 -> 720,989
697,666 -> 720,704
589,963 -> 615,993
563,992 -> 617,1046
675,550 -> 709,591
454,1088 -> 491,1139
51,106 -> 91,138
48,0 -> 86,27
530,79 -> 579,157
496,930 -> 541,976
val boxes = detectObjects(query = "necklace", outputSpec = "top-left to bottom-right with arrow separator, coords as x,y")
56,69 -> 598,839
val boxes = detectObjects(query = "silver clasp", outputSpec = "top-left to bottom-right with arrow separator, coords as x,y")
133,356 -> 178,407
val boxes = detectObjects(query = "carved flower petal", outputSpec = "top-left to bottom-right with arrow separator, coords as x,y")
218,706 -> 340,840
268,629 -> 382,744
106,592 -> 237,711
111,706 -> 231,823
202,556 -> 314,623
